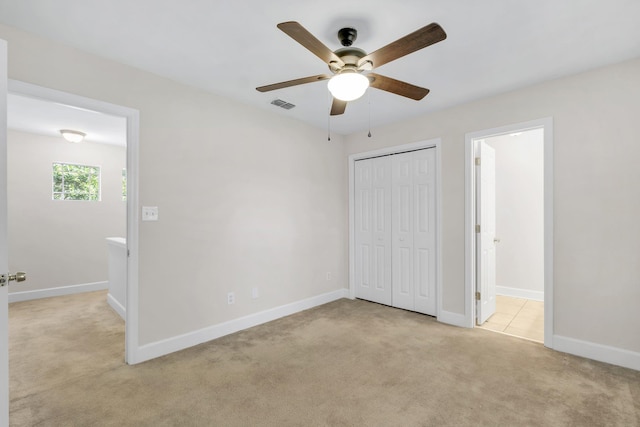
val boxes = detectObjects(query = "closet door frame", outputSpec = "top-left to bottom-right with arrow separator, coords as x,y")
348,138 -> 442,318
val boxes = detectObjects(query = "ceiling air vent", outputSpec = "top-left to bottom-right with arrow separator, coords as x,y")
271,99 -> 296,110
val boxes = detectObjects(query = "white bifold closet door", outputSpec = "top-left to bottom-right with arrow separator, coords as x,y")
355,148 -> 436,316
354,156 -> 392,305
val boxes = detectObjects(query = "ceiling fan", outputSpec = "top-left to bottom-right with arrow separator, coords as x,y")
256,21 -> 447,116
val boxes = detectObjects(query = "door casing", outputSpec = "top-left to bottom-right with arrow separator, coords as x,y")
1,37 -> 9,427
464,117 -> 554,348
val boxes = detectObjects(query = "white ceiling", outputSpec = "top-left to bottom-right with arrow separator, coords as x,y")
8,94 -> 127,146
1,0 -> 639,136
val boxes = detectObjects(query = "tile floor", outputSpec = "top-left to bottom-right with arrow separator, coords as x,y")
478,295 -> 544,343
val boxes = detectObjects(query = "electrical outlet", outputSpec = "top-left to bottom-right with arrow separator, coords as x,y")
227,292 -> 235,305
141,206 -> 159,221
251,287 -> 259,299
326,272 -> 332,281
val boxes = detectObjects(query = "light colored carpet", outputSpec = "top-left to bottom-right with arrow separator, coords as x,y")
9,290 -> 640,426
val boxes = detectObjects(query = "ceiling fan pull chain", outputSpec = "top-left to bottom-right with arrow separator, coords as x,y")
327,91 -> 332,141
368,90 -> 372,138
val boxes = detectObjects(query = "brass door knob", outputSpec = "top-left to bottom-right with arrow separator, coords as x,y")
10,272 -> 26,282
0,271 -> 27,286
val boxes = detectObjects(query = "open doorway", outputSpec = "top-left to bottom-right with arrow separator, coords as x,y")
7,93 -> 127,304
476,129 -> 544,342
465,118 -> 554,348
6,80 -> 140,363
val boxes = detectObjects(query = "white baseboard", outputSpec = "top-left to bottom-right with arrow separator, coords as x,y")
497,286 -> 544,301
554,335 -> 640,372
8,281 -> 108,303
136,288 -> 349,364
438,309 -> 470,328
107,293 -> 126,320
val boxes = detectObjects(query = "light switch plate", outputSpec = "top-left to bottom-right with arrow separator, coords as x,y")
142,206 -> 159,221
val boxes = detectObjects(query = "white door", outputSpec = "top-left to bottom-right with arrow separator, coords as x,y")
476,141 -> 497,325
412,149 -> 436,315
354,159 -> 373,302
392,150 -> 437,315
1,37 -> 9,427
391,152 -> 415,311
354,158 -> 392,305
355,148 -> 436,315
370,157 -> 392,304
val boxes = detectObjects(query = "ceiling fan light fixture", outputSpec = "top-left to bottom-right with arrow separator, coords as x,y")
60,129 -> 86,143
327,71 -> 369,102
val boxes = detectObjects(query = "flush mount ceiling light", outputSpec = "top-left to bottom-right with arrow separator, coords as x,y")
60,129 -> 86,143
327,69 -> 370,102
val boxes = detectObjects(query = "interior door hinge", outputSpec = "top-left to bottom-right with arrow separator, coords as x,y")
476,224 -> 481,233
476,291 -> 481,301
475,157 -> 481,166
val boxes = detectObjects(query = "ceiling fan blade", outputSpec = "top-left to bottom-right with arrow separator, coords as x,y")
277,21 -> 345,67
330,98 -> 347,116
358,23 -> 446,69
256,74 -> 331,92
368,73 -> 430,100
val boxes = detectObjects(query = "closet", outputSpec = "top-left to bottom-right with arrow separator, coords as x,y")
354,148 -> 436,316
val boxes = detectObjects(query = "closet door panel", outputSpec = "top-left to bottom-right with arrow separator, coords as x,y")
413,149 -> 437,315
355,157 -> 392,306
354,160 -> 373,302
370,157 -> 392,305
392,152 -> 415,311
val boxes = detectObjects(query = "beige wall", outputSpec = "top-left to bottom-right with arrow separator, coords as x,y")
487,129 -> 544,296
345,58 -> 640,353
7,130 -> 126,292
0,24 -> 348,345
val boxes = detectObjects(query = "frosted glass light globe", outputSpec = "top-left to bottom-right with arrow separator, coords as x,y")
60,129 -> 86,143
327,72 -> 369,101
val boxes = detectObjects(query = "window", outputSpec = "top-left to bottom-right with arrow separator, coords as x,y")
52,162 -> 101,201
122,168 -> 127,201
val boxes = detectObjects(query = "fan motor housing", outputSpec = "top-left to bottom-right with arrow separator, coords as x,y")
329,47 -> 367,73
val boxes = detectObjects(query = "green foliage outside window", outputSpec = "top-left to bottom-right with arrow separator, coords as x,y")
52,162 -> 100,201
122,168 -> 127,201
